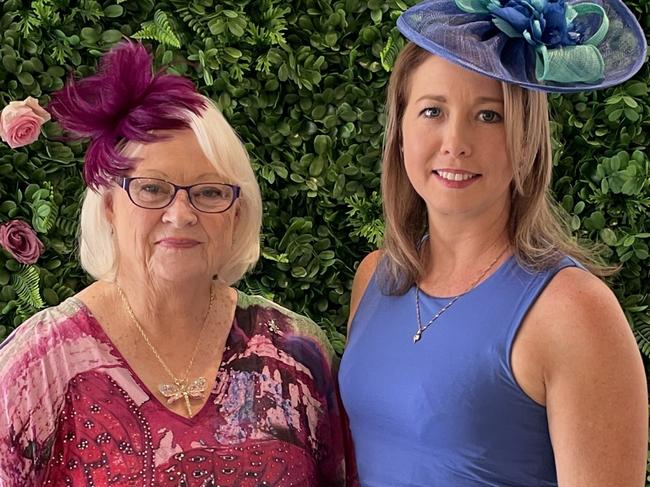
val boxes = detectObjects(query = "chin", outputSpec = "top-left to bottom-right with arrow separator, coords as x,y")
150,262 -> 211,284
427,200 -> 478,216
428,194 -> 508,216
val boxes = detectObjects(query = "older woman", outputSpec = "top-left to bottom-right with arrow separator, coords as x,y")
0,42 -> 353,486
339,0 -> 647,485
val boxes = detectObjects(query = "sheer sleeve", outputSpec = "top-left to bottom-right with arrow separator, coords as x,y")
234,293 -> 358,485
0,300 -> 119,486
0,309 -> 65,486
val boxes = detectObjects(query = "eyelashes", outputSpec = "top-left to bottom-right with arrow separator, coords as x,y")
478,111 -> 502,123
421,107 -> 442,118
418,106 -> 503,123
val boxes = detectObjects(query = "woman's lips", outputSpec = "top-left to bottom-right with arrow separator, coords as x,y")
432,169 -> 481,189
157,238 -> 201,248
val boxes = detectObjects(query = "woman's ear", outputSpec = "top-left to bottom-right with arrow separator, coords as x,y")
231,198 -> 241,223
103,190 -> 115,225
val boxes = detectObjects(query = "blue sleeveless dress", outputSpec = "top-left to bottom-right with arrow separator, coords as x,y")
339,255 -> 578,486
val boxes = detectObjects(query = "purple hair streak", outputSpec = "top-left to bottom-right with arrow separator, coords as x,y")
49,41 -> 206,188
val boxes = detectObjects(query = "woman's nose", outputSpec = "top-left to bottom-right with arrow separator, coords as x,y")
440,117 -> 472,158
161,190 -> 198,226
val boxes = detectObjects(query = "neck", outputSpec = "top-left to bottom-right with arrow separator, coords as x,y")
112,274 -> 218,336
421,203 -> 511,291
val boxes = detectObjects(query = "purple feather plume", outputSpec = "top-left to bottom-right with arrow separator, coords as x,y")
49,41 -> 206,188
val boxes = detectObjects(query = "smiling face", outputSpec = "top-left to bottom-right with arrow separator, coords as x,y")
105,128 -> 238,285
401,55 -> 513,220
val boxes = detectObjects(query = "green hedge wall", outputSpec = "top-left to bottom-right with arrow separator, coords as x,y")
1,0 -> 649,356
0,0 -> 649,478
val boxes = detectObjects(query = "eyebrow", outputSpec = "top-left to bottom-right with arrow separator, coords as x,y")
414,95 -> 504,104
137,170 -> 222,180
195,172 -> 223,180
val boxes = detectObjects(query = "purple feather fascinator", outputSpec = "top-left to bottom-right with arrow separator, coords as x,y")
49,41 -> 206,188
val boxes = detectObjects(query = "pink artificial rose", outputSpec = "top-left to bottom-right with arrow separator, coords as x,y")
0,220 -> 44,265
0,96 -> 51,149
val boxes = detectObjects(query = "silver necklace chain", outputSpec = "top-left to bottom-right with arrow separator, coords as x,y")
413,247 -> 508,344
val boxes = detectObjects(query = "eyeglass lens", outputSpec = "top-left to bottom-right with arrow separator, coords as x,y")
128,178 -> 236,212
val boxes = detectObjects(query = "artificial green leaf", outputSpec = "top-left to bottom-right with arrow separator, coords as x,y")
104,5 -> 124,18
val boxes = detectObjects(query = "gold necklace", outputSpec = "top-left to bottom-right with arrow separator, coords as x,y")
116,283 -> 215,416
413,247 -> 508,344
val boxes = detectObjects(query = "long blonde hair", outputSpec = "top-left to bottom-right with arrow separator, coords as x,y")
380,43 -> 612,295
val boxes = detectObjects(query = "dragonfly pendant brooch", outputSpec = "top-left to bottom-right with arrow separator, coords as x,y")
159,377 -> 207,417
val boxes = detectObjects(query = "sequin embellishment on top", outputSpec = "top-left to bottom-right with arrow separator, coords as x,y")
0,291 -> 351,486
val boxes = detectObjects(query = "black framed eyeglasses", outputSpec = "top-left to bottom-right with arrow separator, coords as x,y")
117,177 -> 241,214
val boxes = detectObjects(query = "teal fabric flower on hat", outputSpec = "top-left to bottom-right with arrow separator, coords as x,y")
455,0 -> 609,83
487,0 -> 577,47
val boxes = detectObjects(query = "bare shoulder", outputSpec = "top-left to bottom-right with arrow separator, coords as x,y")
537,266 -> 614,311
348,250 -> 383,331
517,265 -> 644,405
527,266 -> 647,485
526,266 -> 641,372
531,266 -> 631,351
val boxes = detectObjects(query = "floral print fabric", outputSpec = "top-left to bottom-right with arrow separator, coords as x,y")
0,291 -> 352,486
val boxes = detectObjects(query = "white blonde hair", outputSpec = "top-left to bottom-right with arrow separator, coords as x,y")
79,96 -> 262,285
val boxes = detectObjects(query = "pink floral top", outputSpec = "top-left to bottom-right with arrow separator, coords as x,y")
0,291 -> 355,486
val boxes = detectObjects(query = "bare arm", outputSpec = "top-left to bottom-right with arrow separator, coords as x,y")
347,250 -> 382,333
534,268 -> 647,486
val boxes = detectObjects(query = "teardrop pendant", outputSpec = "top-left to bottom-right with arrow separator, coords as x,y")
413,330 -> 422,343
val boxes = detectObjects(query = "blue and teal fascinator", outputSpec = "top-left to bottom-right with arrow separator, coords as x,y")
397,0 -> 647,92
